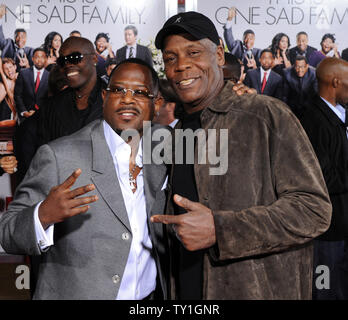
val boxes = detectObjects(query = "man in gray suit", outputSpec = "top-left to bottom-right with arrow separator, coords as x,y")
115,25 -> 153,67
0,58 -> 169,300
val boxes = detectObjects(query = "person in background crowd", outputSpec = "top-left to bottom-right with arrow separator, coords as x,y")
0,58 -> 17,122
115,25 -> 153,67
38,36 -> 103,145
153,11 -> 331,300
42,31 -> 63,71
300,58 -> 348,300
0,4 -> 33,71
223,7 -> 261,73
342,47 -> 348,62
94,32 -> 115,77
223,52 -> 242,83
308,33 -> 340,68
283,56 -> 317,118
244,48 -> 283,100
70,30 -> 81,37
289,31 -> 317,65
269,32 -> 291,76
153,78 -> 180,128
14,48 -> 49,123
100,57 -> 117,86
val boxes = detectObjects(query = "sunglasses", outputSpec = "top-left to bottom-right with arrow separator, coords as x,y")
106,86 -> 154,100
57,51 -> 95,67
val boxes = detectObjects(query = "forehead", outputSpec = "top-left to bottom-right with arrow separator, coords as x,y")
295,60 -> 307,66
61,41 -> 88,54
110,63 -> 153,87
244,33 -> 255,39
261,52 -> 273,58
163,34 -> 208,52
33,50 -> 46,57
297,34 -> 307,40
96,37 -> 107,42
16,32 -> 26,38
125,29 -> 135,35
3,62 -> 15,68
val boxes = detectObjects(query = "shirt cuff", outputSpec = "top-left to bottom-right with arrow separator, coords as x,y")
34,201 -> 54,252
225,20 -> 233,29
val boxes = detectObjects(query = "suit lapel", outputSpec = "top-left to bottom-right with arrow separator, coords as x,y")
90,121 -> 131,232
256,68 -> 262,93
28,67 -> 35,94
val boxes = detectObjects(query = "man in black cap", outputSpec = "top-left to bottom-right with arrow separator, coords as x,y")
223,7 -> 261,73
151,11 -> 332,300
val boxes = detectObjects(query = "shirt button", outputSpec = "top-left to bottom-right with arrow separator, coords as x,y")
122,232 -> 130,241
112,274 -> 120,284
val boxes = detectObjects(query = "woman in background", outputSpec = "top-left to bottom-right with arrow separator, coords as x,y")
43,31 -> 63,71
270,33 -> 291,76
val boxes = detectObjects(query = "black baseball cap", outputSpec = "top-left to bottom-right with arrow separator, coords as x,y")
155,11 -> 220,50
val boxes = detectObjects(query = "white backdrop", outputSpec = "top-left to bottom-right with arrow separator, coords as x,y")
0,0 -> 167,50
198,0 -> 348,52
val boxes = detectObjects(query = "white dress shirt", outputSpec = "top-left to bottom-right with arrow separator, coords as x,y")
33,66 -> 44,83
260,67 -> 271,83
34,120 -> 158,300
126,45 -> 137,59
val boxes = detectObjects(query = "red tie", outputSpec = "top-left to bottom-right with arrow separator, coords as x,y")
261,72 -> 267,94
34,71 -> 41,110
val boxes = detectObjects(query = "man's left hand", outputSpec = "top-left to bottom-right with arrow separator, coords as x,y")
151,194 -> 216,251
232,81 -> 257,95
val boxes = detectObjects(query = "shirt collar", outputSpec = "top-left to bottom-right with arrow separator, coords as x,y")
320,97 -> 345,124
103,120 -> 143,167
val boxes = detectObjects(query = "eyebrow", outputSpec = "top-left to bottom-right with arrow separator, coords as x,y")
111,81 -> 149,88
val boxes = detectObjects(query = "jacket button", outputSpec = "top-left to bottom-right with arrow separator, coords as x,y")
112,274 -> 120,284
122,232 -> 130,240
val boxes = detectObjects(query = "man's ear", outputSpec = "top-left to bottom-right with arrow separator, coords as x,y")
332,77 -> 340,89
154,95 -> 164,116
216,44 -> 225,67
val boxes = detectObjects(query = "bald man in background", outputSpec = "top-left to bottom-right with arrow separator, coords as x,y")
300,58 -> 348,300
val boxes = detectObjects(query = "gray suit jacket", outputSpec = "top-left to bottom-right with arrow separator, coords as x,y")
0,119 -> 169,299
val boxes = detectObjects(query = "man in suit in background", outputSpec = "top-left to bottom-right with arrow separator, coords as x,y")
0,58 -> 169,300
300,57 -> 348,300
14,48 -> 49,123
289,31 -> 317,65
283,55 -> 317,118
115,25 -> 153,67
244,49 -> 283,100
223,7 -> 261,73
0,4 -> 33,70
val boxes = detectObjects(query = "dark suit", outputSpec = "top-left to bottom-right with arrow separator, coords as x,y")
223,24 -> 261,72
289,45 -> 317,65
283,66 -> 317,118
300,95 -> 348,299
0,119 -> 169,299
14,67 -> 49,121
244,68 -> 283,100
0,25 -> 33,70
342,48 -> 348,62
115,44 -> 153,67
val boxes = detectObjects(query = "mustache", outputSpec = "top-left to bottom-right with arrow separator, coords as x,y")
116,106 -> 141,114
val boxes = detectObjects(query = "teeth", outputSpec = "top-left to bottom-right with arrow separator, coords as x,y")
180,79 -> 194,86
67,71 -> 78,77
121,113 -> 135,116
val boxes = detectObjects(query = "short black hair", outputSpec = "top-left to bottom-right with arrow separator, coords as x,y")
125,25 -> 138,37
95,32 -> 110,44
108,58 -> 159,96
33,47 -> 47,57
295,55 -> 308,64
260,48 -> 274,58
14,28 -> 26,37
321,33 -> 336,45
296,31 -> 308,38
70,30 -> 81,36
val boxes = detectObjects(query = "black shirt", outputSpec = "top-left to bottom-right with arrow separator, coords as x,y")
172,109 -> 204,300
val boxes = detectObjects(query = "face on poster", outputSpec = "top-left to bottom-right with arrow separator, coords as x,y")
198,0 -> 348,51
0,0 -> 166,50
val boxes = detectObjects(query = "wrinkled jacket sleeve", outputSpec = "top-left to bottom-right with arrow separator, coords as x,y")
211,109 -> 332,261
0,144 -> 58,256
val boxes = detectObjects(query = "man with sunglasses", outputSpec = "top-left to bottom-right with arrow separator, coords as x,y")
38,36 -> 104,145
0,58 -> 169,300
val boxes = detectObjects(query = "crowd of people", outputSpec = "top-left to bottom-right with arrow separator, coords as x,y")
0,5 -> 348,301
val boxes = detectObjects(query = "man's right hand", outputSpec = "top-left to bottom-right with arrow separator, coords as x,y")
23,110 -> 35,118
38,169 -> 98,230
227,7 -> 237,21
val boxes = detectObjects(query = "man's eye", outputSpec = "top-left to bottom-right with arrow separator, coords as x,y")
134,90 -> 147,96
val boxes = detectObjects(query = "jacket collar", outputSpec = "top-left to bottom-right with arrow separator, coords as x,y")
314,94 -> 346,127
